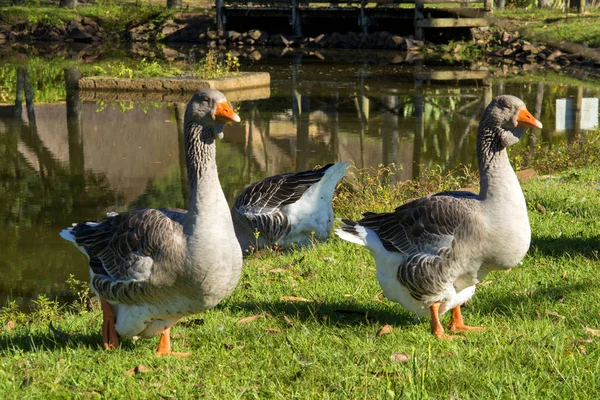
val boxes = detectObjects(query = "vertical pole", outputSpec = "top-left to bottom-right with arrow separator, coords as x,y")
414,0 -> 424,41
484,0 -> 493,13
413,61 -> 424,180
65,67 -> 85,202
216,0 -> 224,32
573,86 -> 583,141
578,0 -> 585,13
360,0 -> 367,34
292,0 -> 302,36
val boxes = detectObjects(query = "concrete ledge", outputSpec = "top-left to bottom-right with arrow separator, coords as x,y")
78,85 -> 271,103
78,72 -> 270,95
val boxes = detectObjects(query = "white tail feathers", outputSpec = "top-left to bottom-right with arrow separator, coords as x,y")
334,219 -> 369,247
59,228 -> 77,245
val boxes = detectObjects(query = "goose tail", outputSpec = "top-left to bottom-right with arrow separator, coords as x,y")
334,218 -> 368,246
60,220 -> 104,258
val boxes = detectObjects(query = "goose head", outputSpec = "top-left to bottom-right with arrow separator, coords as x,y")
185,88 -> 240,140
481,95 -> 543,149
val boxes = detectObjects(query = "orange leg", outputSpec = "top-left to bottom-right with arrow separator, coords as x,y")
100,296 -> 119,350
447,305 -> 485,333
156,327 -> 191,358
430,302 -> 453,340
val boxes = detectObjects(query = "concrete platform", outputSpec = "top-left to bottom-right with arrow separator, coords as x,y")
78,72 -> 271,101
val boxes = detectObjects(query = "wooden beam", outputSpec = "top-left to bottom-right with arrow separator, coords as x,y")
415,17 -> 489,28
414,70 -> 491,81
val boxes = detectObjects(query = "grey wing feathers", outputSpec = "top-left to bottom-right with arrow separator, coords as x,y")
355,195 -> 477,300
233,164 -> 334,242
71,209 -> 185,302
159,208 -> 187,225
356,195 -> 475,255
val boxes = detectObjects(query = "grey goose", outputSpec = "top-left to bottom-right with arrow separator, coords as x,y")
335,95 -> 542,339
60,89 -> 243,356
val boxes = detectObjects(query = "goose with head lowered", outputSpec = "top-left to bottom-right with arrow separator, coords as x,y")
160,162 -> 348,253
335,95 -> 542,339
60,88 -> 243,356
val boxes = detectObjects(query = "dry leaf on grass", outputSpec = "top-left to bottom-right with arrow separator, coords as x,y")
280,296 -> 312,302
123,365 -> 150,377
269,268 -> 285,274
536,203 -> 547,214
545,311 -> 565,320
237,314 -> 263,324
377,325 -> 393,336
283,315 -> 294,326
389,353 -> 410,363
4,320 -> 15,331
265,328 -> 280,333
584,327 -> 600,336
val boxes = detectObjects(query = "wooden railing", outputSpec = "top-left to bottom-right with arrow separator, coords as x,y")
217,0 -> 493,38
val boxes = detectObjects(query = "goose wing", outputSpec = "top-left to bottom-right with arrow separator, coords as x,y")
232,164 -> 333,242
354,194 -> 480,300
72,209 -> 185,304
357,194 -> 478,256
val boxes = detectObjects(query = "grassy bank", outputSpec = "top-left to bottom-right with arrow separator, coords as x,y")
1,131 -> 600,398
495,8 -> 600,48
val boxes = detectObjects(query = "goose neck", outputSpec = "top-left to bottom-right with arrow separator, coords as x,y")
476,125 -> 518,200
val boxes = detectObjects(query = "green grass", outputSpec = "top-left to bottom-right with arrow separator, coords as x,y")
495,8 -> 600,48
2,130 -> 600,397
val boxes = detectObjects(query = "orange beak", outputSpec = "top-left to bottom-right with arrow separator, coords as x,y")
214,101 -> 240,123
516,108 -> 543,129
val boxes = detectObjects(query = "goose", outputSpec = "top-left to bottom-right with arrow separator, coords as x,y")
159,162 -> 348,253
60,89 -> 243,356
335,95 -> 542,339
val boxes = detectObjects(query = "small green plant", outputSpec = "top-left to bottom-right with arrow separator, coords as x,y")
0,300 -> 26,326
31,294 -> 60,321
194,50 -> 240,79
65,274 -> 91,313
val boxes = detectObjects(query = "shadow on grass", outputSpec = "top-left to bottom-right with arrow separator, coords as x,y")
476,281 -> 594,318
226,299 -> 418,328
530,236 -> 600,259
0,323 -> 139,353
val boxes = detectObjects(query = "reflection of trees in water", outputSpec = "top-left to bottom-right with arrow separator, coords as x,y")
0,68 -> 122,305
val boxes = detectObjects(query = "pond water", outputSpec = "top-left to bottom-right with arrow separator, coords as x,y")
1,48 -> 600,307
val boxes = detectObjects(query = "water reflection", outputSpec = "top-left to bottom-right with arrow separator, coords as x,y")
1,56 -> 600,307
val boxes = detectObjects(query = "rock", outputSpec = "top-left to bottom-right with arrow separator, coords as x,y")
546,49 -> 563,61
70,25 -> 93,41
247,29 -> 262,41
391,54 -> 404,64
314,33 -> 327,46
206,30 -> 218,40
521,43 -> 537,53
501,31 -> 512,43
385,34 -> 404,49
161,24 -> 181,37
224,30 -> 240,40
248,50 -> 262,61
328,32 -> 344,47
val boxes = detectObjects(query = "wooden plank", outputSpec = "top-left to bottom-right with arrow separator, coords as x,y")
415,17 -> 489,27
414,70 -> 491,81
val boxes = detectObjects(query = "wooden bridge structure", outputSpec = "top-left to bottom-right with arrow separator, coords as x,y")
216,0 -> 493,40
